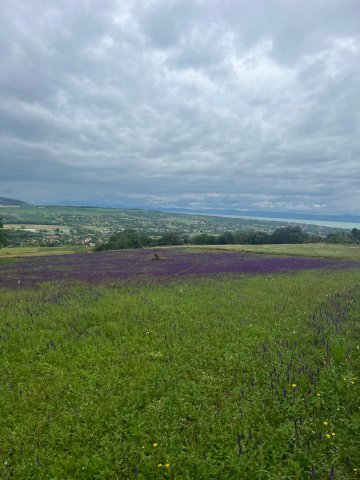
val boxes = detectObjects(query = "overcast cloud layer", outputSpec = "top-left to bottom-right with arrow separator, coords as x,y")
1,0 -> 359,214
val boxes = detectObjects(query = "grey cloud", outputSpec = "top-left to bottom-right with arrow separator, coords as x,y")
0,0 -> 359,214
136,0 -> 202,49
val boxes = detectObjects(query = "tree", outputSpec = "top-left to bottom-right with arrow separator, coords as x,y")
325,231 -> 351,244
158,231 -> 183,246
217,231 -> 235,244
351,228 -> 360,243
248,231 -> 271,245
95,229 -> 150,251
0,218 -> 7,248
191,233 -> 216,245
269,226 -> 309,244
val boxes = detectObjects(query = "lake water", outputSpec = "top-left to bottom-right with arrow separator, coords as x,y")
187,212 -> 359,230
227,215 -> 359,230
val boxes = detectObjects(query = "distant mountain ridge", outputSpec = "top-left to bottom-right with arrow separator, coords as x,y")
156,207 -> 360,224
0,197 -> 29,206
52,201 -> 359,223
4,198 -> 359,225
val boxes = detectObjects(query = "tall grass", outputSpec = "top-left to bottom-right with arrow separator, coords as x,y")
187,243 -> 360,260
1,269 -> 359,479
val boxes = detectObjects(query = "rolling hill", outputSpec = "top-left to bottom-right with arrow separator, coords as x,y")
0,197 -> 29,206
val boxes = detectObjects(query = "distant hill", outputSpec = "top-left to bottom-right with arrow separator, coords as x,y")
0,197 -> 29,206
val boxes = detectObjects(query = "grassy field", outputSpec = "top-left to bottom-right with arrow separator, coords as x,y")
2,242 -> 360,261
3,224 -> 70,231
0,245 -> 90,259
0,262 -> 359,479
188,243 -> 360,260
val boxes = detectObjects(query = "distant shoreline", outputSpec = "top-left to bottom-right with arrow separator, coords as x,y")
163,210 -> 359,230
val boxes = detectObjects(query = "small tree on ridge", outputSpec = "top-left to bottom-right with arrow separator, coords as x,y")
0,218 -> 7,248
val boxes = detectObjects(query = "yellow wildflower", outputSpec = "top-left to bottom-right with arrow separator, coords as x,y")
326,434 -> 331,439
165,463 -> 170,468
323,421 -> 329,426
316,393 -> 321,397
157,463 -> 162,467
291,383 -> 297,388
331,432 -> 336,436
153,443 -> 158,448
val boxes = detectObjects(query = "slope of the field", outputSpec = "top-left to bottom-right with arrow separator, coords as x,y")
187,243 -> 360,260
1,243 -> 360,261
0,245 -> 88,259
0,247 -> 359,287
0,247 -> 359,479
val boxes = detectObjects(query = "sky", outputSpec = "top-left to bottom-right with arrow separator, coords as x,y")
1,0 -> 359,214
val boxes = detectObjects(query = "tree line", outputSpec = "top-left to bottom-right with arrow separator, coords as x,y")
95,226 -> 360,251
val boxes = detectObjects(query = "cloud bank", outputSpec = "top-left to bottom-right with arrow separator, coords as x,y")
1,0 -> 359,213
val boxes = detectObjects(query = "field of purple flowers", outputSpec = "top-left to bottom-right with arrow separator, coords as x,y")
0,247 -> 359,479
0,247 -> 358,287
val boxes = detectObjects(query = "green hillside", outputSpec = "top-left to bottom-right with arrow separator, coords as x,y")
0,197 -> 29,206
0,266 -> 359,478
0,204 -> 339,239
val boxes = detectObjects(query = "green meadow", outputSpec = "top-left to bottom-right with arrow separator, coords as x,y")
0,250 -> 359,479
0,245 -> 89,259
188,243 -> 360,261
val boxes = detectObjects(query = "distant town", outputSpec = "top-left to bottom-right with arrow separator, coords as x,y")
0,198 -> 354,248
